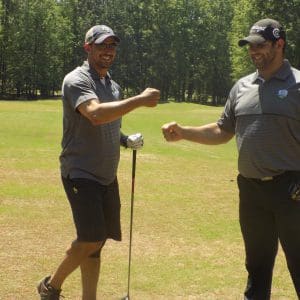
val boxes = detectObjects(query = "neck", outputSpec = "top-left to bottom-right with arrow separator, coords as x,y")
88,59 -> 108,78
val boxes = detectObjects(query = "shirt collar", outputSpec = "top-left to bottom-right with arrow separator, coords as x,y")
252,59 -> 292,84
82,60 -> 111,82
252,71 -> 264,84
273,59 -> 292,80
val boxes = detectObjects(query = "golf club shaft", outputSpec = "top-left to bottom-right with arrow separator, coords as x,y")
126,149 -> 137,299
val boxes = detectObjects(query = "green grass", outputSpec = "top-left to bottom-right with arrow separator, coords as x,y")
0,100 -> 296,299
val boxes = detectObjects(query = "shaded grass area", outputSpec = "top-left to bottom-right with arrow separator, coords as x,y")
0,100 -> 296,299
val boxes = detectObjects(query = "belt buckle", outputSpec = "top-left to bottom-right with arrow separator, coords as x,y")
261,176 -> 273,181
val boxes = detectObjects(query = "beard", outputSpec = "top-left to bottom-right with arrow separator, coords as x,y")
97,57 -> 114,69
89,52 -> 115,71
251,49 -> 276,70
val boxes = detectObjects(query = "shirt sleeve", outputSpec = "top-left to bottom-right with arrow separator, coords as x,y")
62,72 -> 98,111
217,82 -> 238,134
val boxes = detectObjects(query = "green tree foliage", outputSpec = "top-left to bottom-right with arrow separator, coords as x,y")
0,0 -> 19,95
229,0 -> 256,81
199,0 -> 234,105
0,0 -> 299,101
113,0 -> 234,103
0,0 -> 74,98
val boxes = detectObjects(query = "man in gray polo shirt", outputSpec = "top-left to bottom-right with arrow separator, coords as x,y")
162,19 -> 300,299
37,25 -> 160,299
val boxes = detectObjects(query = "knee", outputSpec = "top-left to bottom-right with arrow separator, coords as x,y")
89,249 -> 101,258
67,241 -> 104,257
82,242 -> 102,256
89,239 -> 106,258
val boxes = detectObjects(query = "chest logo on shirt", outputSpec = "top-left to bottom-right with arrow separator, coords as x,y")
277,89 -> 288,99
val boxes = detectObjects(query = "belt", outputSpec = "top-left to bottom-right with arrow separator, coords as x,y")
249,173 -> 286,182
260,176 -> 274,181
244,171 -> 300,182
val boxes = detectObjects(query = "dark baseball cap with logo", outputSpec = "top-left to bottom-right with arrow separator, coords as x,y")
238,18 -> 285,47
85,25 -> 120,44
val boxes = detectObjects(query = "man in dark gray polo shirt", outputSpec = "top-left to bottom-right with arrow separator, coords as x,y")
162,19 -> 300,299
37,25 -> 160,299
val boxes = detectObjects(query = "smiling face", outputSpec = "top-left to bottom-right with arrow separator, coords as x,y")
247,38 -> 285,79
248,41 -> 277,70
85,37 -> 118,77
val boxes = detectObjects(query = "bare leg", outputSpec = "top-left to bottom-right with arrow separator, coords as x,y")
49,241 -> 104,290
81,257 -> 101,300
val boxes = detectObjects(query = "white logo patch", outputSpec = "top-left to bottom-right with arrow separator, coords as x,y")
277,89 -> 288,99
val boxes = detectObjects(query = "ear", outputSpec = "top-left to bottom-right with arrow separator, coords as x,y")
277,39 -> 285,50
84,43 -> 92,53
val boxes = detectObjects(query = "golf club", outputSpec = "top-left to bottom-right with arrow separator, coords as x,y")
121,149 -> 137,300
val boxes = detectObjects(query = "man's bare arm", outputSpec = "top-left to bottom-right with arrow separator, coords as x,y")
78,88 -> 160,125
162,121 -> 234,145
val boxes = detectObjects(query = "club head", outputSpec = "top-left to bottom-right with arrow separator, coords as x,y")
121,296 -> 129,300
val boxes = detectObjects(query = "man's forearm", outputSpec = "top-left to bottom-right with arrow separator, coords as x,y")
89,95 -> 145,125
78,88 -> 159,126
181,123 -> 234,145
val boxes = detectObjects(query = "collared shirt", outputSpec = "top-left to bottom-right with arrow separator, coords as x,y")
60,61 -> 122,185
218,60 -> 300,178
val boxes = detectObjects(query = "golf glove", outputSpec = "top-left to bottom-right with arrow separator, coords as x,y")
126,133 -> 144,150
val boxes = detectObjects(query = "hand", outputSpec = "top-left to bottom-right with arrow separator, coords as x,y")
127,133 -> 144,150
139,88 -> 160,107
161,121 -> 183,142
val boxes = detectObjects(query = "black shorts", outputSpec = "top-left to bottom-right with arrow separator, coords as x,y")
62,176 -> 121,242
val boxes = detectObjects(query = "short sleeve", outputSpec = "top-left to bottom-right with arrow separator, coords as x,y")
217,83 -> 238,134
62,71 -> 98,111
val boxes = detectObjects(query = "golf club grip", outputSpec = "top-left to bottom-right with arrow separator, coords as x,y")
131,150 -> 136,204
132,149 -> 136,179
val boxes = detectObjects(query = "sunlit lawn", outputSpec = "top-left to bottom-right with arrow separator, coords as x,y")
0,100 -> 295,299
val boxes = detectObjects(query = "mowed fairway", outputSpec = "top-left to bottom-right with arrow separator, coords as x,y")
0,100 -> 296,299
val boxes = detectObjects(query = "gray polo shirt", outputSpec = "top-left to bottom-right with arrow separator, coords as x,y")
60,61 -> 122,185
218,60 -> 300,178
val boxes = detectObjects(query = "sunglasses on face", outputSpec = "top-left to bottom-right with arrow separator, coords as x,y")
95,42 -> 118,50
247,41 -> 272,50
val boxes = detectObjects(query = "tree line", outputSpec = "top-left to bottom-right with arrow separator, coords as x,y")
0,0 -> 299,103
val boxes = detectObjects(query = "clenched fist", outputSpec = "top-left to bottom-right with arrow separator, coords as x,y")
161,121 -> 183,142
139,88 -> 160,107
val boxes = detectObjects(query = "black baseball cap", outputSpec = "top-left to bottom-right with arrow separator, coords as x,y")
238,18 -> 285,47
85,25 -> 120,44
